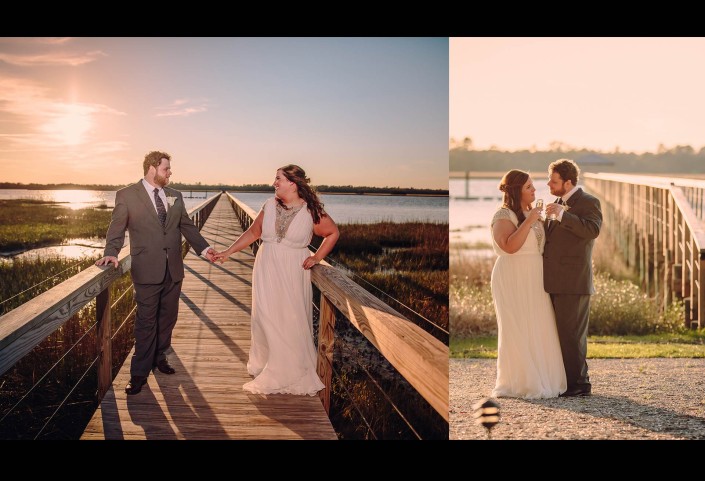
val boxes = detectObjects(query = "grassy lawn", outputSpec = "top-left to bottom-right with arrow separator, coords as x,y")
451,331 -> 705,359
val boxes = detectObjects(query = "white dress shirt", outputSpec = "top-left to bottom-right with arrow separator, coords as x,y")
142,178 -> 212,258
556,185 -> 579,223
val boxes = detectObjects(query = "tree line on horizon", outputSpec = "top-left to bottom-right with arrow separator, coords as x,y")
450,137 -> 705,174
0,182 -> 448,196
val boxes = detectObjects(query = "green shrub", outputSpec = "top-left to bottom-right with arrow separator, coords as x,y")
590,272 -> 685,335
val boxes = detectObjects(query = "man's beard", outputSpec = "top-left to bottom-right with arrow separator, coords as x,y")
154,173 -> 169,188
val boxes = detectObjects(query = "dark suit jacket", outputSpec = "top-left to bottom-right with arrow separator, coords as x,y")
104,181 -> 210,284
543,187 -> 602,295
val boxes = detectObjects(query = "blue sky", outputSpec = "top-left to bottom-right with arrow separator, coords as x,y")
0,37 -> 448,188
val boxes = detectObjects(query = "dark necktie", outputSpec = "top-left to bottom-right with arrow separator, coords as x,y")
154,188 -> 167,227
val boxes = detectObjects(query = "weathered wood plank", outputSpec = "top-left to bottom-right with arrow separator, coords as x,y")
82,196 -> 337,440
311,264 -> 449,421
96,288 -> 112,400
0,249 -> 131,377
316,293 -> 336,414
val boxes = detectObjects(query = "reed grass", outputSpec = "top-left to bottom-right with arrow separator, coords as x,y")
315,221 -> 449,339
311,221 -> 449,439
0,201 -> 447,439
451,234 -> 687,338
0,200 -> 111,252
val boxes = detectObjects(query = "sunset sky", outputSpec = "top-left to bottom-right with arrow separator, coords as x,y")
0,37 -> 448,188
451,37 -> 705,153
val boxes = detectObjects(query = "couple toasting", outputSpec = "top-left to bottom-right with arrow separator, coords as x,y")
490,159 -> 603,399
95,151 -> 340,396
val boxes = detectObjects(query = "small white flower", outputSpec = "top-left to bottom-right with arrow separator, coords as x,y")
166,196 -> 177,207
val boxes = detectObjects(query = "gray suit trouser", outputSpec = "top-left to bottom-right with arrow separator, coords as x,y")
131,262 -> 181,377
550,293 -> 591,390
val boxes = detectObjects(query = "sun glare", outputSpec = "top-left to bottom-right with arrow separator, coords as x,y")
51,190 -> 104,209
42,104 -> 92,145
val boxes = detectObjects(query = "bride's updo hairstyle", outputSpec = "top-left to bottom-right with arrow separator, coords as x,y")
277,164 -> 327,224
499,169 -> 529,225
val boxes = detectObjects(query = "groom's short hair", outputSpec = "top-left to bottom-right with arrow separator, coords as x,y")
549,158 -> 579,186
143,151 -> 171,176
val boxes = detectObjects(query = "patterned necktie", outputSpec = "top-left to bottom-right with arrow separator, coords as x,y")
154,188 -> 167,227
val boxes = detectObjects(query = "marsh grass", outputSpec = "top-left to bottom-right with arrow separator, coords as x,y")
0,200 -> 112,252
451,234 -> 687,339
313,221 -> 448,341
0,256 -> 98,315
0,202 -> 448,439
0,271 -> 136,439
311,221 -> 449,439
326,313 -> 447,439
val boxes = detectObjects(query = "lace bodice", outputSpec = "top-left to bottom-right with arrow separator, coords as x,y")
261,197 -> 313,248
490,207 -> 545,256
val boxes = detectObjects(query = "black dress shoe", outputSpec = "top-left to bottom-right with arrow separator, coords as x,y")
559,387 -> 592,397
154,359 -> 176,375
125,376 -> 147,395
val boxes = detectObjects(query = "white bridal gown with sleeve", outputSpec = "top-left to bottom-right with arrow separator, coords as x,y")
490,208 -> 567,399
244,197 -> 324,396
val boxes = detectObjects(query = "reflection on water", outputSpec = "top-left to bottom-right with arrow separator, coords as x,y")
0,189 -> 449,223
1,238 -> 106,262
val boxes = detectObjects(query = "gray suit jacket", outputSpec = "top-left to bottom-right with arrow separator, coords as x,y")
543,188 -> 602,295
104,181 -> 210,284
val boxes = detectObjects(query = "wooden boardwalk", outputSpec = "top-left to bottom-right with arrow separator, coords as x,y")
81,196 -> 337,440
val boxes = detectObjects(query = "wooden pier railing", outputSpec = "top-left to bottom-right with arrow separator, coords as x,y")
584,173 -> 705,328
0,194 -> 221,390
225,193 -> 449,421
1,192 -> 448,438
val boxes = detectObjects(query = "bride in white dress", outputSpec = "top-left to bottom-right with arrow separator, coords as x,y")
215,165 -> 340,395
490,169 -> 566,399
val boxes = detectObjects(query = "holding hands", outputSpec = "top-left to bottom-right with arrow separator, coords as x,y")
205,248 -> 217,263
212,249 -> 230,264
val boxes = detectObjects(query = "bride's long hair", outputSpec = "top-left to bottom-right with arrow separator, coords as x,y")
277,164 -> 326,224
499,169 -> 529,225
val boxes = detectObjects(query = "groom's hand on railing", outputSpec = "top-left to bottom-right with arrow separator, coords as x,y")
95,256 -> 119,269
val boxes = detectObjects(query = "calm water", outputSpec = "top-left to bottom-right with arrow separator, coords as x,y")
450,178 -> 553,256
1,189 -> 448,260
0,189 -> 448,223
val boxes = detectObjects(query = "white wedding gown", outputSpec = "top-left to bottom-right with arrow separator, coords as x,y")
490,208 -> 566,398
244,197 -> 324,396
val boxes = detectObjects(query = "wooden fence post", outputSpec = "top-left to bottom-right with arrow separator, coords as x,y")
96,288 -> 112,400
316,293 -> 337,415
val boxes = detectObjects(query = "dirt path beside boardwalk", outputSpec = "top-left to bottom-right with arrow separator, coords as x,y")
450,358 -> 705,440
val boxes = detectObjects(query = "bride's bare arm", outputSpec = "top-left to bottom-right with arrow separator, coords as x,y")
493,207 -> 541,254
217,210 -> 264,260
304,214 -> 339,269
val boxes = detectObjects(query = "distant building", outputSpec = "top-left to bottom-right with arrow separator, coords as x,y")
575,153 -> 615,168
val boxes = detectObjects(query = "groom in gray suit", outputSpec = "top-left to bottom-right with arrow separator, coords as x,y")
543,159 -> 602,397
96,151 -> 215,395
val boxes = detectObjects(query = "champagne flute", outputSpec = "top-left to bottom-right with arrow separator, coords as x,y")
535,198 -> 544,220
546,199 -> 558,221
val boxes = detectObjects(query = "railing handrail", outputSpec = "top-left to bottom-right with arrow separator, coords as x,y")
584,173 -> 705,328
584,172 -> 673,189
585,173 -> 705,254
586,172 -> 705,189
0,194 -> 222,378
670,186 -> 705,254
224,192 -> 449,421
